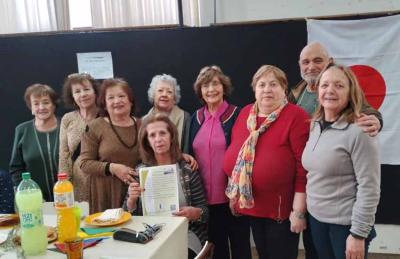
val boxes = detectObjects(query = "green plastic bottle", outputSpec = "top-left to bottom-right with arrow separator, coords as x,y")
15,172 -> 47,255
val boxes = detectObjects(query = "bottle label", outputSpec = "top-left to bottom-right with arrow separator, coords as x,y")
20,209 -> 43,228
54,191 -> 75,209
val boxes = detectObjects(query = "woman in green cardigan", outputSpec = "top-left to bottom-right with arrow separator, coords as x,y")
9,83 -> 60,201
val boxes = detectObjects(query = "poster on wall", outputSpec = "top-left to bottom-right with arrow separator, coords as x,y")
77,52 -> 114,79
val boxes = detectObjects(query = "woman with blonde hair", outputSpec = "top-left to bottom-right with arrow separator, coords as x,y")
302,63 -> 380,259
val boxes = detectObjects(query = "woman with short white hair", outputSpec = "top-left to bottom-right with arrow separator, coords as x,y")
144,74 -> 190,153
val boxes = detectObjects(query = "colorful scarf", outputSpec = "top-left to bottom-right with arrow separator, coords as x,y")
225,99 -> 288,208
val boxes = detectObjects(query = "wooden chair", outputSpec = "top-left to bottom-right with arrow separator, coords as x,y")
194,241 -> 214,259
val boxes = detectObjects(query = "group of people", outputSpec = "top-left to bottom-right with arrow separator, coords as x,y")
7,42 -> 381,259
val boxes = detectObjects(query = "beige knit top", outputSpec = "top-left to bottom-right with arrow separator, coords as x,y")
59,111 -> 93,201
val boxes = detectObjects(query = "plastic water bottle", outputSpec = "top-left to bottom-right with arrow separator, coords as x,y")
15,172 -> 47,255
54,172 -> 77,242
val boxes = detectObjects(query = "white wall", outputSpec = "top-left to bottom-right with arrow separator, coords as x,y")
199,0 -> 400,26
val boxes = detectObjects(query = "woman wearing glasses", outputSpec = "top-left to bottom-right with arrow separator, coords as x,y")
189,66 -> 251,259
59,73 -> 99,202
10,84 -> 60,201
80,79 -> 140,213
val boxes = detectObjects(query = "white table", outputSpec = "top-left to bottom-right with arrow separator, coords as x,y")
1,215 -> 188,259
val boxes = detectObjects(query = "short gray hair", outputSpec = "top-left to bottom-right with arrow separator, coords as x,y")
148,74 -> 181,104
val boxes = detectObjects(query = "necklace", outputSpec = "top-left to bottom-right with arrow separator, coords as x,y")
108,116 -> 138,149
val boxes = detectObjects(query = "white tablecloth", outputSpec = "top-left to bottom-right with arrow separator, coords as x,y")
1,215 -> 188,259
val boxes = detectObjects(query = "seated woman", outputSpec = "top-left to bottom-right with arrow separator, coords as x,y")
9,83 -> 60,201
302,63 -> 380,259
123,114 -> 208,258
143,74 -> 191,153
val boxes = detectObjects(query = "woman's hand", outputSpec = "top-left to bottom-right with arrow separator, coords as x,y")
173,206 -> 202,221
345,234 -> 365,259
289,211 -> 307,233
110,163 -> 137,184
356,113 -> 380,137
182,153 -> 199,171
126,181 -> 143,211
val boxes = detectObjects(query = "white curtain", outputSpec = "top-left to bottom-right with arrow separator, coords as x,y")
91,0 -> 199,28
0,0 -> 69,34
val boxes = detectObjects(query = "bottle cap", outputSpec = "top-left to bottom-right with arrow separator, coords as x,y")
21,172 -> 31,180
57,172 -> 68,180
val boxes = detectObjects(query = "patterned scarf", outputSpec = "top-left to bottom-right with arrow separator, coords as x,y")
225,99 -> 288,208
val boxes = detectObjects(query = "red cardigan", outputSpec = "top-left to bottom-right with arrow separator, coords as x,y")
223,103 -> 309,220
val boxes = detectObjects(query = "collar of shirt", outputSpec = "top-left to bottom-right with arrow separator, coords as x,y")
204,100 -> 229,121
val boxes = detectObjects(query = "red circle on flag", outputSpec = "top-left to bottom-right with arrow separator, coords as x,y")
350,65 -> 386,110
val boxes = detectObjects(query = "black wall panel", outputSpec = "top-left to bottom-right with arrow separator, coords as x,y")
0,20 -> 398,223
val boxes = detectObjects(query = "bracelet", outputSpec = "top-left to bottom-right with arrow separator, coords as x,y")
292,211 -> 306,220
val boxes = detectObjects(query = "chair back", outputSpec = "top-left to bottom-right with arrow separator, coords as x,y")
194,241 -> 214,259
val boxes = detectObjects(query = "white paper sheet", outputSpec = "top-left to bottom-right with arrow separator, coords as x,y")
139,164 -> 180,216
76,52 -> 113,79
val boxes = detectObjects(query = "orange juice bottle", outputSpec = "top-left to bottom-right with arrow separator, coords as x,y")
54,172 -> 77,242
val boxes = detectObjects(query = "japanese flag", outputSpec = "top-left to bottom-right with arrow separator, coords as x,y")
307,14 -> 400,165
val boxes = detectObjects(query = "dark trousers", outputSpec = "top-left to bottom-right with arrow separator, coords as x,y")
208,203 -> 251,259
303,216 -> 319,259
308,214 -> 376,259
249,217 -> 299,259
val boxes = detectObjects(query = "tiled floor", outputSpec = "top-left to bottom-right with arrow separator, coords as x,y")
250,249 -> 400,259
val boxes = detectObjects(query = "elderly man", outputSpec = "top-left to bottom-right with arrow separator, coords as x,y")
288,42 -> 382,259
289,42 -> 382,137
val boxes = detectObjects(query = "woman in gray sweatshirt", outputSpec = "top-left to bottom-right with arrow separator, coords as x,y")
302,63 -> 380,259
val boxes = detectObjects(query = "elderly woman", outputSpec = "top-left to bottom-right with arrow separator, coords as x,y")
10,84 -> 60,201
224,65 -> 310,259
80,78 -> 140,213
302,64 -> 380,259
189,65 -> 251,259
143,74 -> 190,153
123,114 -> 208,258
59,73 -> 99,202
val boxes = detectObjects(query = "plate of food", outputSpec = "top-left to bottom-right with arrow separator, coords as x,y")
0,214 -> 19,228
84,209 -> 131,227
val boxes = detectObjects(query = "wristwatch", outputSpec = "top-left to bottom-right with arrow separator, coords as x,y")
292,211 -> 306,220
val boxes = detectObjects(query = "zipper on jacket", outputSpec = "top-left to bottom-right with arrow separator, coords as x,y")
312,122 -> 332,151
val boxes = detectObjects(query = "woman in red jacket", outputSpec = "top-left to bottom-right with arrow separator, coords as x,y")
224,65 -> 309,259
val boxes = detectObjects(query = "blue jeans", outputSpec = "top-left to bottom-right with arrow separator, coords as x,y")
308,214 -> 376,259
